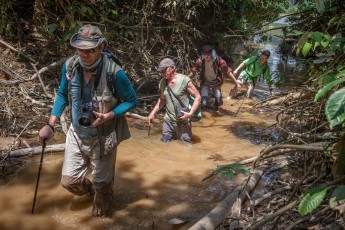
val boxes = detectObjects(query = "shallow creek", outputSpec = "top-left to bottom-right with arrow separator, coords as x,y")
0,81 -> 278,230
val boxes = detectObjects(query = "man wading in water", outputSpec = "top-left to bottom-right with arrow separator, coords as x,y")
38,24 -> 137,217
148,58 -> 201,143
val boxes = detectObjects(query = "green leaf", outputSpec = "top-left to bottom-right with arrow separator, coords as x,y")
313,41 -> 320,51
302,42 -> 312,57
315,78 -> 345,101
330,185 -> 345,209
335,70 -> 345,79
315,0 -> 326,14
321,39 -> 330,48
212,163 -> 251,180
310,31 -> 323,43
47,23 -> 58,34
326,88 -> 345,129
296,33 -> 309,55
298,186 -> 327,216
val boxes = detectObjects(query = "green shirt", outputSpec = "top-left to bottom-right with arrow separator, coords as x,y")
241,56 -> 271,84
159,74 -> 190,122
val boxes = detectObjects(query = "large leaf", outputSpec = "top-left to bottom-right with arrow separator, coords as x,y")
325,88 -> 345,129
298,186 -> 328,216
302,42 -> 312,57
330,185 -> 345,209
314,78 -> 345,101
296,33 -> 309,55
213,163 -> 251,180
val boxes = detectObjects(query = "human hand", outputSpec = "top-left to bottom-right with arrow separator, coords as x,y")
91,111 -> 114,127
147,114 -> 155,126
236,83 -> 242,91
39,124 -> 54,145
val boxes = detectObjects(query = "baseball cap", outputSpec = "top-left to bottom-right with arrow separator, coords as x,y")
201,45 -> 213,55
157,58 -> 175,72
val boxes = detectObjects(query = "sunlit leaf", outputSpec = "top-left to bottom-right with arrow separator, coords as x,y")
335,71 -> 345,79
298,186 -> 327,216
321,39 -> 330,47
302,42 -> 312,56
326,88 -> 345,129
330,185 -> 345,209
297,33 -> 309,53
314,78 -> 345,101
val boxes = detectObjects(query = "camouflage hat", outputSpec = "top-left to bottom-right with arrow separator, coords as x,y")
157,58 -> 175,72
70,24 -> 107,49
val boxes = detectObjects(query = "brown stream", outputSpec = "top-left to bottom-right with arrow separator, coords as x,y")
0,81 -> 277,230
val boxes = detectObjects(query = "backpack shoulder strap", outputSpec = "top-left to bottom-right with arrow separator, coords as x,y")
66,55 -> 80,80
106,59 -> 123,98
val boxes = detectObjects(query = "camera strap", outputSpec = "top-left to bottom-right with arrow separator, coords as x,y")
166,85 -> 186,109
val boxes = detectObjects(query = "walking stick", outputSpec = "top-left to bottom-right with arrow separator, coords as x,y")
234,96 -> 245,117
31,142 -> 46,214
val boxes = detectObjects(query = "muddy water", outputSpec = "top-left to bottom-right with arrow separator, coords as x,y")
0,82 -> 276,230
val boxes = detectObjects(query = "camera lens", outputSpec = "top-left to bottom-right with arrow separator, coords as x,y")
79,117 -> 92,126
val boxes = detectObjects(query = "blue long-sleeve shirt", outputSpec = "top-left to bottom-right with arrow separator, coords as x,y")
51,63 -> 138,117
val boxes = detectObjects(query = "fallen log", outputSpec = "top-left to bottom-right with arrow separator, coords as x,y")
2,144 -> 65,157
188,165 -> 268,230
258,91 -> 312,107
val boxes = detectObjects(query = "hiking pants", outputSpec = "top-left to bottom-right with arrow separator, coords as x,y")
161,120 -> 192,143
200,84 -> 222,107
61,125 -> 116,196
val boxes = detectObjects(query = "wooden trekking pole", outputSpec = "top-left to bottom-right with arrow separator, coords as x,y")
234,96 -> 245,117
31,142 -> 46,214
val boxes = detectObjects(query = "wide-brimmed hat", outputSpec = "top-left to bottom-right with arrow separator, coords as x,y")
157,58 -> 175,72
70,24 -> 106,49
201,45 -> 213,55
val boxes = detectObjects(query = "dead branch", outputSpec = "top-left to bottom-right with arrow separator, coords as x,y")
253,186 -> 292,206
0,58 -> 66,85
0,39 -> 36,63
2,144 -> 66,157
189,165 -> 268,230
245,175 -> 345,230
253,143 -> 334,167
257,92 -> 312,107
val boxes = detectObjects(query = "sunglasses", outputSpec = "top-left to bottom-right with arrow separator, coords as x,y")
77,47 -> 98,54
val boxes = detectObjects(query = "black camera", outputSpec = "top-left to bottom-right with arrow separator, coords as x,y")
79,101 -> 99,127
175,107 -> 189,118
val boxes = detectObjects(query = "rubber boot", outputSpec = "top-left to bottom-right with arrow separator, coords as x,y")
92,181 -> 114,217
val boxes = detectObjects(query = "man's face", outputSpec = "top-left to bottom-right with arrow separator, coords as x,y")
260,54 -> 269,63
77,44 -> 103,66
204,55 -> 212,62
159,66 -> 173,79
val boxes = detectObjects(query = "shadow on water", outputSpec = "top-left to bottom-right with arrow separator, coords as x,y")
225,121 -> 280,144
